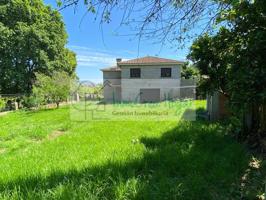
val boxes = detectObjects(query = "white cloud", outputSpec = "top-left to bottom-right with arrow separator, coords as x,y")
68,45 -> 132,68
77,55 -> 116,67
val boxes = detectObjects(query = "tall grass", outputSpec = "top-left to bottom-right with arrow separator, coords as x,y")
0,100 -> 264,199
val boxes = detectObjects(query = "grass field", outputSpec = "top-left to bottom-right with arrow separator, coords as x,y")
0,100 -> 265,199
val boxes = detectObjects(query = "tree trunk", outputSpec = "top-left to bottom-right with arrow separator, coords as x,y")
243,107 -> 252,135
247,102 -> 266,150
257,102 -> 266,151
251,103 -> 260,133
259,102 -> 266,136
56,102 -> 60,108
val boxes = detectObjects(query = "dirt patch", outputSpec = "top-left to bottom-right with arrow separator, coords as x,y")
0,111 -> 12,117
48,130 -> 65,140
30,138 -> 43,144
0,148 -> 6,154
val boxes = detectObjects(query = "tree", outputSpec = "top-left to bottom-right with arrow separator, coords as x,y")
181,62 -> 199,80
33,71 -> 73,108
189,0 -> 266,140
0,0 -> 76,94
57,0 -> 228,47
188,28 -> 231,96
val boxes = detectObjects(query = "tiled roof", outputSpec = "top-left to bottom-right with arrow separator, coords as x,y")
118,56 -> 184,65
101,66 -> 121,72
101,56 -> 184,71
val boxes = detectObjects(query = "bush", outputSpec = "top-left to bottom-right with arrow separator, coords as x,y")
33,71 -> 73,108
226,116 -> 243,138
22,96 -> 41,109
0,98 -> 6,111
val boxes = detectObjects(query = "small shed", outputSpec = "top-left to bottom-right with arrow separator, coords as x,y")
207,91 -> 229,121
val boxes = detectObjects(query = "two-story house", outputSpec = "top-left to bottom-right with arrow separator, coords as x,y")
101,56 -> 184,103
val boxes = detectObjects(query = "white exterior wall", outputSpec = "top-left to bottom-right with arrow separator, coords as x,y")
121,65 -> 181,79
102,64 -> 182,103
121,79 -> 181,102
120,64 -> 181,102
102,71 -> 121,102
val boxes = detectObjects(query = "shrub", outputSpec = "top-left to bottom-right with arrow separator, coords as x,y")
22,96 -> 41,109
0,98 -> 6,111
33,71 -> 73,108
226,116 -> 243,138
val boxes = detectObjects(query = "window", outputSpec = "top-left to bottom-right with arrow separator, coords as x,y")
161,68 -> 172,78
130,68 -> 141,78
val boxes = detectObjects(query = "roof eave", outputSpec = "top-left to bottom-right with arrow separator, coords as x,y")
118,62 -> 185,66
101,69 -> 121,72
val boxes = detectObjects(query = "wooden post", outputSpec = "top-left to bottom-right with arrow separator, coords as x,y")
76,93 -> 80,102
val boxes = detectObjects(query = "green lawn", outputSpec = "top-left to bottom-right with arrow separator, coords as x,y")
0,100 -> 265,199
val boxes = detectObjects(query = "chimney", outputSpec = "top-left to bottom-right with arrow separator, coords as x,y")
116,58 -> 122,63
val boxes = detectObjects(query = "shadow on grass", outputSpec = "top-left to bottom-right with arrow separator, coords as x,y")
0,121 -> 251,199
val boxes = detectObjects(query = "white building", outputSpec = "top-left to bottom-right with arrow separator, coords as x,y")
101,56 -> 185,103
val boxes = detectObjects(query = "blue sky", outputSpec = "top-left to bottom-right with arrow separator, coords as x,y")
44,0 -> 190,82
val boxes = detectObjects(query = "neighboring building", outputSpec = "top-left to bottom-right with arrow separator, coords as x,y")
101,56 -> 185,103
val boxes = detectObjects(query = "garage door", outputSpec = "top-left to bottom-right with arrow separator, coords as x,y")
140,89 -> 160,103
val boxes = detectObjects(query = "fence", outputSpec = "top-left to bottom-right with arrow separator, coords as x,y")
0,94 -> 23,112
180,78 -> 197,99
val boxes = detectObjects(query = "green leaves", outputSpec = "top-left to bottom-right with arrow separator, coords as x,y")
87,4 -> 96,13
56,0 -> 62,7
189,0 -> 266,134
181,62 -> 199,79
0,0 -> 77,94
33,71 -> 74,107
